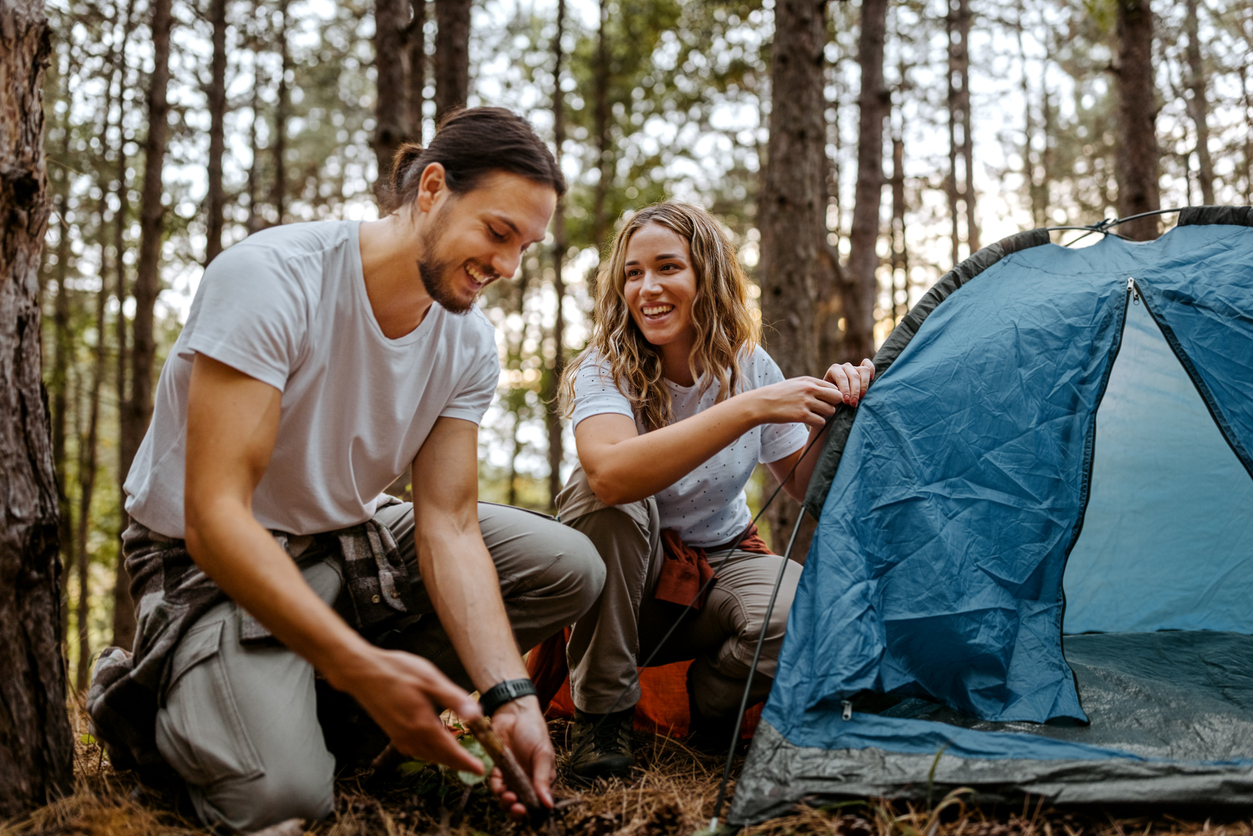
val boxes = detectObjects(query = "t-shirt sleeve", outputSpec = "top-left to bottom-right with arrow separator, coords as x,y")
753,347 -> 809,464
570,351 -> 636,428
439,332 -> 501,425
182,243 -> 309,392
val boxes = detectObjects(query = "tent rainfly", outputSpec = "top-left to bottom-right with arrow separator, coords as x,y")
730,206 -> 1253,823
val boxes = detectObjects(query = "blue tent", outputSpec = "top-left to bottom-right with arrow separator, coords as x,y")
730,207 -> 1253,822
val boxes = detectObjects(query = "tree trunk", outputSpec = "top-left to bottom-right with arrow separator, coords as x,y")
273,0 -> 290,224
50,181 -> 73,633
545,0 -> 567,509
433,0 -> 470,123
408,0 -> 426,139
76,277 -> 106,691
591,0 -> 610,247
0,0 -> 75,815
246,19 -> 263,234
1114,0 -> 1160,241
110,0 -> 136,652
945,0 -> 976,262
1183,0 -> 1213,206
759,0 -> 832,554
374,0 -> 411,197
845,0 -> 887,363
116,0 -> 174,650
205,0 -> 228,263
889,129 -> 907,326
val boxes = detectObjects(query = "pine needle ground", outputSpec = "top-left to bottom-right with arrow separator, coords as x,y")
4,710 -> 1250,836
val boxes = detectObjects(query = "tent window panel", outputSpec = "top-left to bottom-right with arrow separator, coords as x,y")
1063,297 -> 1253,635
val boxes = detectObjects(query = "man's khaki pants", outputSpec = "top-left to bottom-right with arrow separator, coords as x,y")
556,467 -> 802,720
154,502 -> 603,833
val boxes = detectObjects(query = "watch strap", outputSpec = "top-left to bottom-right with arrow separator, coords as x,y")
479,678 -> 538,715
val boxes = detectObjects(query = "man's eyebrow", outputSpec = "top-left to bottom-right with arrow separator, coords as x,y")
488,213 -> 521,236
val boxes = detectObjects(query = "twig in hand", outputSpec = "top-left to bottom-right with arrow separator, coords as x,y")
466,715 -> 546,817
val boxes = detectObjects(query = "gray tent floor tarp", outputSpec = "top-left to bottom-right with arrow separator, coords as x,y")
730,631 -> 1253,822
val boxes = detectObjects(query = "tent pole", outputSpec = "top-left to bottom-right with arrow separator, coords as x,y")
707,508 -> 807,832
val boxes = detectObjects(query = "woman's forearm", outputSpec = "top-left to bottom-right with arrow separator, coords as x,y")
576,392 -> 764,506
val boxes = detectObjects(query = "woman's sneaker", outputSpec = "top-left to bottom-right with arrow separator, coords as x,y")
569,707 -> 635,781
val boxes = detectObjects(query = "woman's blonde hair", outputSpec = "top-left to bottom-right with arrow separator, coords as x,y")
560,201 -> 760,431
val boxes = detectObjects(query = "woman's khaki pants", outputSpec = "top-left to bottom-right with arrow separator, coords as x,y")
556,467 -> 802,720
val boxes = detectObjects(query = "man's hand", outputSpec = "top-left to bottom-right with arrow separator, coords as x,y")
335,646 -> 485,776
485,696 -> 555,818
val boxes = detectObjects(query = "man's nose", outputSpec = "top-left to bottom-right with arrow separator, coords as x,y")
493,248 -> 522,281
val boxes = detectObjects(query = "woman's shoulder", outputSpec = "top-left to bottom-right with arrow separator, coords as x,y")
740,343 -> 785,386
571,347 -> 626,395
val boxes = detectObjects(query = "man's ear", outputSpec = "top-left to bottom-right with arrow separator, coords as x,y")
416,163 -> 447,214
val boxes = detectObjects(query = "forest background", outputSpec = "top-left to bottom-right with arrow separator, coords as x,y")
26,0 -> 1253,743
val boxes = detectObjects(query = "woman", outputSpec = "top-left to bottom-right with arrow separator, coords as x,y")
556,201 -> 874,780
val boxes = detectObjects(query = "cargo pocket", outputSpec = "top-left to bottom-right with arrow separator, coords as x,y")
156,618 -> 265,787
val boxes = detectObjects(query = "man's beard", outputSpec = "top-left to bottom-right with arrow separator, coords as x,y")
416,204 -> 489,315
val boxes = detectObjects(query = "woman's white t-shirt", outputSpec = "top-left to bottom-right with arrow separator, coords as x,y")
570,346 -> 808,548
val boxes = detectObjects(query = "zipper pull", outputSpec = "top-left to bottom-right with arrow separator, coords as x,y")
842,700 -> 853,721
1127,277 -> 1140,305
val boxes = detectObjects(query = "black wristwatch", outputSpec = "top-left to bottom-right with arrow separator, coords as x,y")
479,678 -> 538,715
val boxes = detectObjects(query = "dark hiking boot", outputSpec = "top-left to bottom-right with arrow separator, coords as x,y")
685,694 -> 743,755
569,707 -> 635,781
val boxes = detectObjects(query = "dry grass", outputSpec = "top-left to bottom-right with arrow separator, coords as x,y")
3,711 -> 1251,836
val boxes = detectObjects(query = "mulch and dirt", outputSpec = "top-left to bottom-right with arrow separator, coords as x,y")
4,712 -> 1251,836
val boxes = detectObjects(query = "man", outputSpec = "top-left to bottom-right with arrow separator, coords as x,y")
88,108 -> 605,832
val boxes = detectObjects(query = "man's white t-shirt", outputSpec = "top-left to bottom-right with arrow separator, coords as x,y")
570,346 -> 807,548
125,220 -> 500,539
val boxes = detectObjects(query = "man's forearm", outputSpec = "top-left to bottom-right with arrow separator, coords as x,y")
185,497 -> 373,688
416,521 -> 528,692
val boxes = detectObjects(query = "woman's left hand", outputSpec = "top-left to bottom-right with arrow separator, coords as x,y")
823,359 -> 875,407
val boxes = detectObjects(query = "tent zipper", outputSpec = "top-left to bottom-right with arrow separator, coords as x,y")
841,700 -> 853,721
1127,276 -> 1140,305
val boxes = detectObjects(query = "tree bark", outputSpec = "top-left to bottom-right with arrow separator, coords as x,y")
591,0 -> 610,247
0,0 -> 75,816
1183,0 -> 1213,206
408,0 -> 426,139
759,0 -> 832,554
889,129 -> 907,326
545,0 -> 567,509
76,275 -> 106,691
1113,0 -> 1160,241
945,0 -> 976,263
246,3 -> 263,235
374,0 -> 412,197
844,0 -> 887,363
433,0 -> 470,123
205,0 -> 228,263
50,178 -> 73,627
116,0 -> 174,650
272,0 -> 290,224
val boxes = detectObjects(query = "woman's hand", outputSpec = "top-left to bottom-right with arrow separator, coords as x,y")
822,359 -> 875,407
748,377 -> 845,429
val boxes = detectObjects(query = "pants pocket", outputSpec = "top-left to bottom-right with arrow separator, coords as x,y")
157,619 -> 265,787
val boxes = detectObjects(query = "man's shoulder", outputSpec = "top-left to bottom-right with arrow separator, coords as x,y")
219,220 -> 353,263
432,303 -> 498,348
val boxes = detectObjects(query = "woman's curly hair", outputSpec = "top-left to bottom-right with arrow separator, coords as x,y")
560,201 -> 759,432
